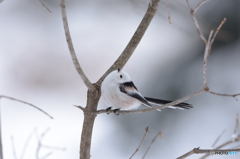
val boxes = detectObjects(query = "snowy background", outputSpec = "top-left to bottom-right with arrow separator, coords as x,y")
0,0 -> 240,159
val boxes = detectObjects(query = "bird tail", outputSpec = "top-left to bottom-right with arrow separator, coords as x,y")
142,104 -> 161,111
144,97 -> 193,110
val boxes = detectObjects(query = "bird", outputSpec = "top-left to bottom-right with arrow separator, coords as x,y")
100,68 -> 192,114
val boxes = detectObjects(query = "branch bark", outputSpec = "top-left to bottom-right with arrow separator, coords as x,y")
177,147 -> 240,159
96,0 -> 162,85
60,0 -> 94,90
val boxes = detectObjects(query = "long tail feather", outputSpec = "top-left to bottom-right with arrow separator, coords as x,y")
144,97 -> 193,110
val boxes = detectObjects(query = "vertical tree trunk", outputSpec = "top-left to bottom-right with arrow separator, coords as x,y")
80,86 -> 100,159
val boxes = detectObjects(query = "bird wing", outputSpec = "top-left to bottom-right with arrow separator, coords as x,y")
144,97 -> 193,110
119,81 -> 152,106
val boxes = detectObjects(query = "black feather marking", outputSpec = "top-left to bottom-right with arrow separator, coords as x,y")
122,81 -> 138,90
119,82 -> 151,106
130,93 -> 151,106
144,97 -> 193,109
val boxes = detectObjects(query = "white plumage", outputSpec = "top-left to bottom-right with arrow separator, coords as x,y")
100,69 -> 192,111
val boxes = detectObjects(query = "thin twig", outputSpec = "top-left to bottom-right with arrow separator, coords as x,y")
166,0 -> 171,24
38,0 -> 52,13
96,0 -> 162,86
207,91 -> 240,101
35,128 -> 65,159
73,105 -> 85,112
186,0 -> 207,44
212,129 -> 226,148
234,114 -> 239,135
20,130 -> 35,159
210,18 -> 226,45
11,136 -> 18,159
96,89 -> 204,115
130,127 -> 149,159
142,131 -> 162,159
203,30 -> 214,90
193,0 -> 209,14
0,95 -> 53,119
200,135 -> 240,159
177,147 -> 240,159
36,128 -> 51,159
60,0 -> 94,90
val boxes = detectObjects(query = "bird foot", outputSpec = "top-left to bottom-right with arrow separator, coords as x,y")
106,107 -> 112,115
113,109 -> 120,115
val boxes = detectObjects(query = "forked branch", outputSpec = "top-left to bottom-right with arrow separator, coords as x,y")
60,0 -> 94,90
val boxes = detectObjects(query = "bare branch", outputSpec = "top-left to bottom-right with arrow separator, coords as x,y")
96,89 -> 204,115
166,0 -> 171,24
194,0 -> 210,14
38,0 -> 52,13
11,136 -> 18,159
0,95 -> 53,119
73,105 -> 85,112
60,0 -> 94,90
207,91 -> 240,101
234,114 -> 239,135
142,131 -> 162,159
35,128 -> 64,159
212,129 -> 226,148
186,0 -> 207,44
203,30 -> 214,90
130,127 -> 149,159
20,130 -> 35,159
210,18 -> 226,45
177,147 -> 240,159
96,0 -> 162,85
200,135 -> 240,158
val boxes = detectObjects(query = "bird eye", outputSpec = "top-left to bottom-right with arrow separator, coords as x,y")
120,75 -> 123,78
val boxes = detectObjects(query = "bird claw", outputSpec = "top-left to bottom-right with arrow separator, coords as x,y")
106,107 -> 112,115
113,109 -> 120,115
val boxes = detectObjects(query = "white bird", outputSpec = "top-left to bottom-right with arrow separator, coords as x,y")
100,69 -> 192,114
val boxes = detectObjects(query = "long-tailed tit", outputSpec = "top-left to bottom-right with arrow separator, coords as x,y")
100,69 -> 192,114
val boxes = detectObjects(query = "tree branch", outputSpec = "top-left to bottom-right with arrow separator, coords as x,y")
207,91 -> 240,101
60,0 -> 94,90
186,0 -> 207,44
130,127 -> 149,159
96,0 -> 162,85
37,0 -> 52,13
0,95 -> 53,119
142,131 -> 162,159
177,147 -> 240,159
203,30 -> 214,90
73,105 -> 85,112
